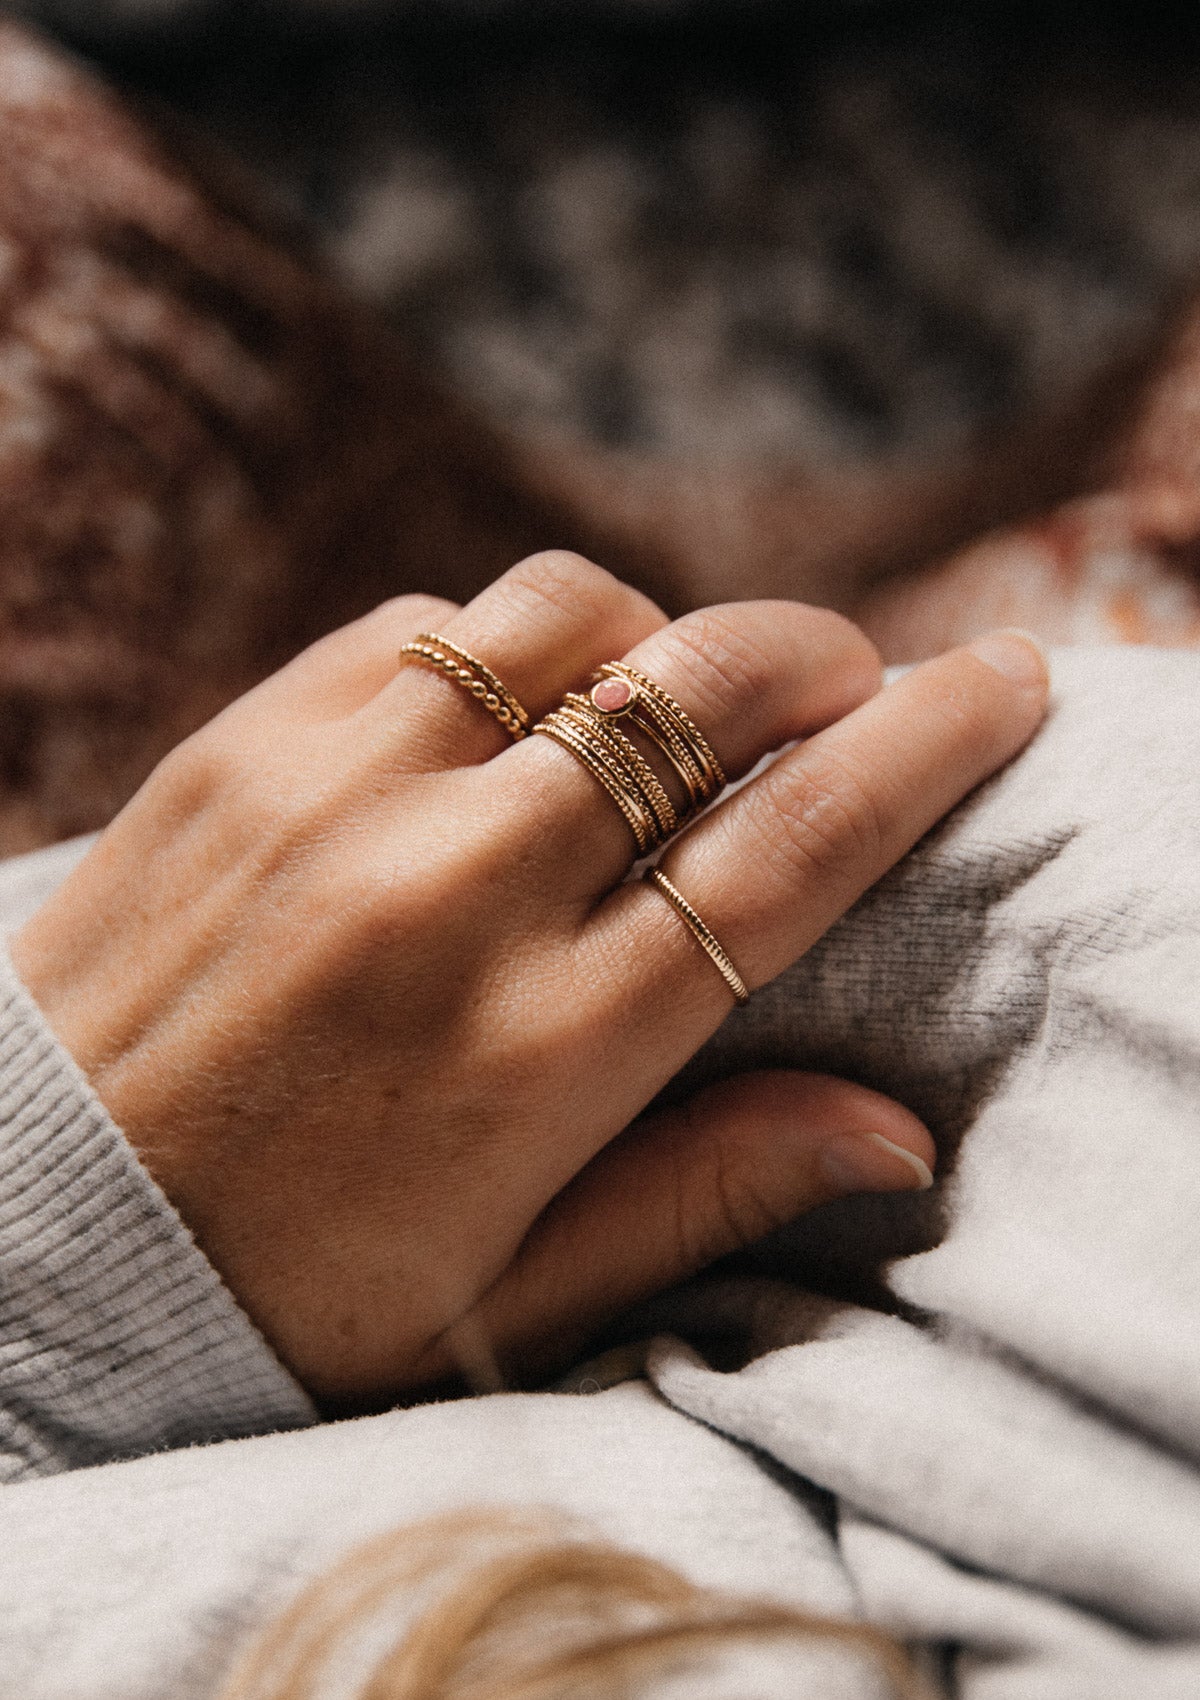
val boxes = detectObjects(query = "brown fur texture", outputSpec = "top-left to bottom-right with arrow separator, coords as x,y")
0,23 -> 660,853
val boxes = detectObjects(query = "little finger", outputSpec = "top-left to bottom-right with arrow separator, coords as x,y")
228,593 -> 462,723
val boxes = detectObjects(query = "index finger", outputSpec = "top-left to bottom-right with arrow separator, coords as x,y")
580,630 -> 1049,1062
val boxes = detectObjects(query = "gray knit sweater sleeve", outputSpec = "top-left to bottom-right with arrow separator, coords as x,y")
0,946 -> 317,1482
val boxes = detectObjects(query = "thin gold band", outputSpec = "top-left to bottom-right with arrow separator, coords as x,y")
536,716 -> 654,852
623,707 -> 709,813
560,693 -> 678,840
536,702 -> 680,852
645,868 -> 749,1005
399,633 -> 531,741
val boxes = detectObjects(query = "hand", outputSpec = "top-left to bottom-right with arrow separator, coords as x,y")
10,553 -> 1048,1401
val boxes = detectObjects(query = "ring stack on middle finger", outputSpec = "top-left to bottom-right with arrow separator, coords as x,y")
534,661 -> 727,854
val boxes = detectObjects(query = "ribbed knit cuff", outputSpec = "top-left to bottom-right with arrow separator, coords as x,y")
0,946 -> 317,1480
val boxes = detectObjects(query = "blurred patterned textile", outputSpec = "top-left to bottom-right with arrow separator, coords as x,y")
2,5 -> 1200,852
13,3 -> 1200,470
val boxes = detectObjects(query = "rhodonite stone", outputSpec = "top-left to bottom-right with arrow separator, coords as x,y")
591,677 -> 634,713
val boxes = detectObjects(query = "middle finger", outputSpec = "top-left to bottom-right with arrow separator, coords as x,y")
514,600 -> 883,896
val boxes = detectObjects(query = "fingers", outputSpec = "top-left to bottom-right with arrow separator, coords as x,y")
580,631 -> 1049,1073
520,599 -> 883,893
234,593 -> 462,721
472,1071 -> 934,1382
363,551 -> 668,768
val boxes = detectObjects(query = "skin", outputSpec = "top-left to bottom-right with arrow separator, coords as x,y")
10,552 -> 1049,1403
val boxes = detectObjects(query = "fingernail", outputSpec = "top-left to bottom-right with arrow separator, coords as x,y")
820,1130 -> 935,1196
967,628 -> 1048,694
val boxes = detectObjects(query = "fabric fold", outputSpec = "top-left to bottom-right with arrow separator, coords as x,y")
650,1315 -> 1200,1639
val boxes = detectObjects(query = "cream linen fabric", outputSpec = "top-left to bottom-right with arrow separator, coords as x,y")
0,646 -> 1199,1697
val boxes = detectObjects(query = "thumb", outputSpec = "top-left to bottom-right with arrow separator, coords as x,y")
476,1070 -> 935,1383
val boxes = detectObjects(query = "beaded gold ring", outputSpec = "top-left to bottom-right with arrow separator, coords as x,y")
399,633 -> 531,741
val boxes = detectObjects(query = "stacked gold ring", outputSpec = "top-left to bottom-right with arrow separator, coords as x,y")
397,633 -> 748,1006
537,660 -> 746,1000
532,712 -> 657,853
560,688 -> 678,837
399,633 -> 531,741
593,662 -> 726,807
533,661 -> 726,854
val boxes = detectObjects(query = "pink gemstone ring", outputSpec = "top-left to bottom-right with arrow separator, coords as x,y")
531,658 -> 727,852
591,660 -> 727,805
589,676 -> 637,716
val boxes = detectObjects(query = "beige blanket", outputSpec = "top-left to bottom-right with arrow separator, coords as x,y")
1,646 -> 1199,1698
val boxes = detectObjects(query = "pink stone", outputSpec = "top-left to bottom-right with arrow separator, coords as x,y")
591,677 -> 634,714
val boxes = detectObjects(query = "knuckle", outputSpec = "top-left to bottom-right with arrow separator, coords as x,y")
501,550 -> 620,626
376,592 -> 460,630
500,1000 -> 591,1092
332,845 -> 427,942
155,713 -> 342,860
715,1168 -> 790,1250
672,1123 -> 780,1267
804,606 -> 884,689
707,1148 -> 778,1251
803,602 -> 877,658
350,790 -> 518,938
323,840 -> 453,977
756,754 -> 886,883
151,717 -> 245,818
663,607 -> 779,719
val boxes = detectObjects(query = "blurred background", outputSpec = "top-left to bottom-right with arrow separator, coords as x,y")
23,1 -> 1200,476
5,2 -> 1200,849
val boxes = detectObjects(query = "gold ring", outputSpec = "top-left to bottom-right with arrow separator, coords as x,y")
535,714 -> 655,853
589,662 -> 725,815
645,868 -> 749,1005
399,633 -> 531,741
534,659 -> 727,851
560,691 -> 678,841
